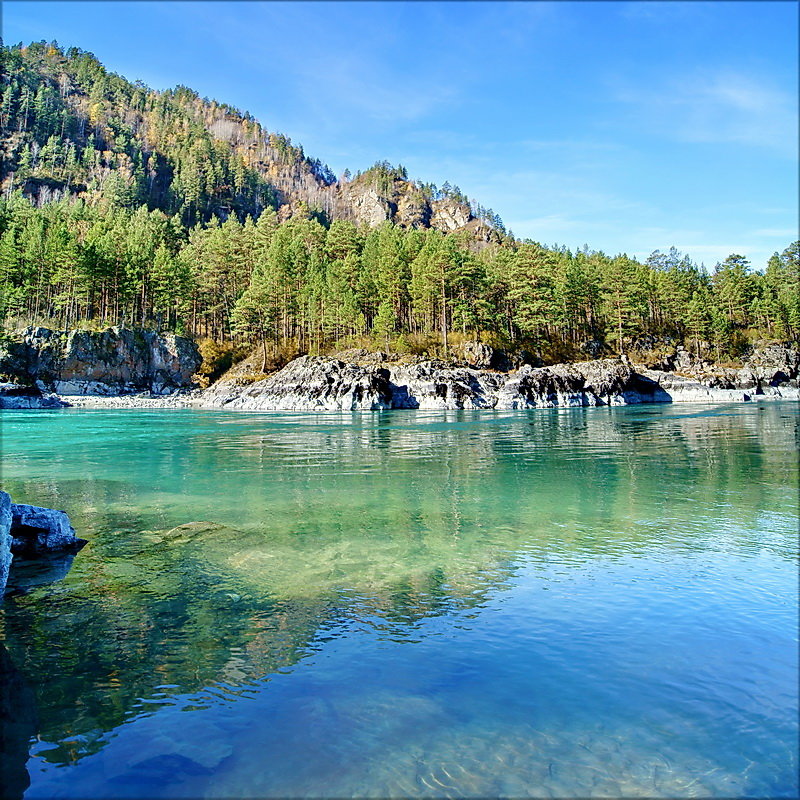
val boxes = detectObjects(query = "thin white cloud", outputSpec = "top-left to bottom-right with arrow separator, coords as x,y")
613,70 -> 797,156
182,3 -> 460,129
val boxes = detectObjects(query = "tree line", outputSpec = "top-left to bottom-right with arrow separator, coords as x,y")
1,193 -> 797,363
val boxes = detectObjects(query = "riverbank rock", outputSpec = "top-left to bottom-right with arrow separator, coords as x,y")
9,503 -> 87,556
210,355 -> 394,411
0,326 -> 201,396
0,381 -> 66,409
635,368 -> 798,402
203,355 -> 660,411
389,360 -> 506,409
201,348 -> 800,412
0,493 -> 12,595
1,492 -> 86,597
741,343 -> 799,387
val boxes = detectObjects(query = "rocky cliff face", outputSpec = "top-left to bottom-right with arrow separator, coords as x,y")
205,355 -> 393,411
333,176 -> 501,245
0,326 -> 201,396
202,343 -> 799,412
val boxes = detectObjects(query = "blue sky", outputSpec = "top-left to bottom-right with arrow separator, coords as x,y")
4,0 -> 797,269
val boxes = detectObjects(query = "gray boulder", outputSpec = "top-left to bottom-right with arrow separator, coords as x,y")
0,492 -> 12,595
9,503 -> 87,556
2,492 -> 86,598
0,381 -> 66,409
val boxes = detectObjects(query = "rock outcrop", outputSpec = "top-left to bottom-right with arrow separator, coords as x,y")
0,491 -> 86,597
335,175 -> 503,245
635,368 -> 794,403
0,326 -> 201,396
430,199 -> 471,231
208,355 -> 393,411
202,345 -> 799,412
739,343 -> 799,388
388,360 -> 505,409
344,186 -> 395,228
460,341 -> 495,369
203,355 -> 666,411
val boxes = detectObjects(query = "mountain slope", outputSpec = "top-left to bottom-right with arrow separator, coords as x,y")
0,40 -> 504,241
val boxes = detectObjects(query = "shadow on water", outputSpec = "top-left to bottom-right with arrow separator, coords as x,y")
0,643 -> 38,800
2,552 -> 87,797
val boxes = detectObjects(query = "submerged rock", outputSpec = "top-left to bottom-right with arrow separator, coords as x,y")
160,521 -> 232,545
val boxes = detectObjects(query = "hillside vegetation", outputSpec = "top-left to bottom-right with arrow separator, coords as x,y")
1,40 -> 797,364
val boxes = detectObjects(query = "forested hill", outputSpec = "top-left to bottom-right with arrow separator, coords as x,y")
0,40 -> 502,239
0,40 -> 797,365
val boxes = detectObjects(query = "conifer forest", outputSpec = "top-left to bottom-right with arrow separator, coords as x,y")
2,41 -> 797,362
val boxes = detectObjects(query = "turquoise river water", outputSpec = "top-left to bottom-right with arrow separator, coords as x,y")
0,402 -> 797,798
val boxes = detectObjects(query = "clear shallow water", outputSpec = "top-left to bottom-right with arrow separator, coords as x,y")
0,403 -> 797,798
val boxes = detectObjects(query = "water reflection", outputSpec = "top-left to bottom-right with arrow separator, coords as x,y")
0,643 -> 37,800
0,403 -> 797,797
